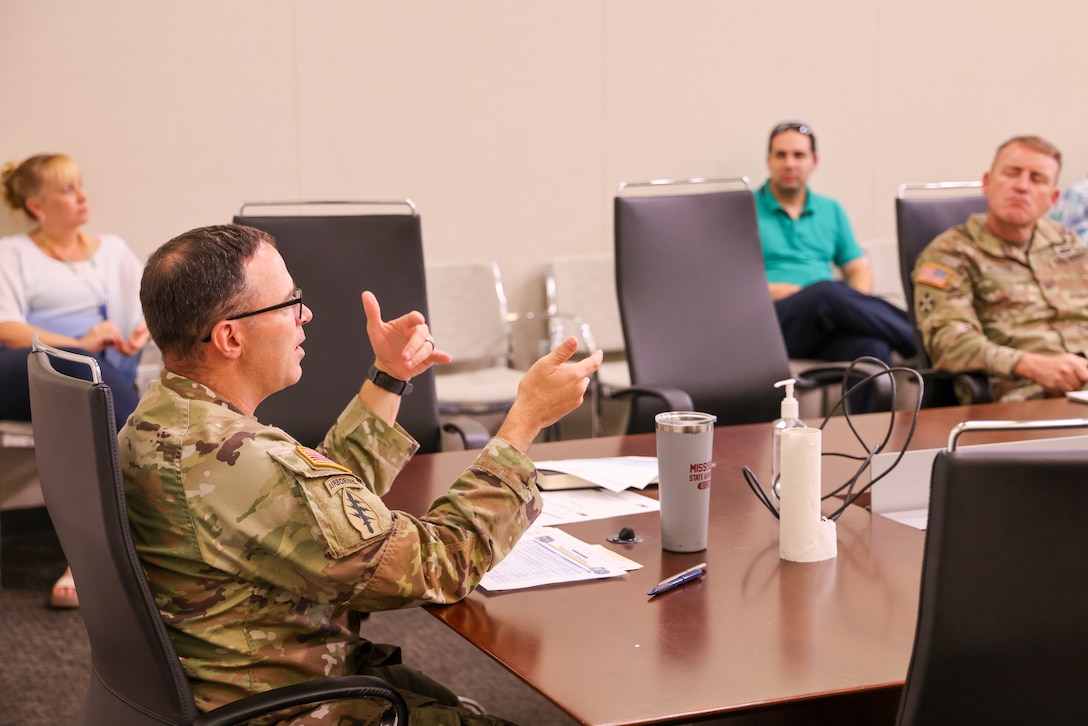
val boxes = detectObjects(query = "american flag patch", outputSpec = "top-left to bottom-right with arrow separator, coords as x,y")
296,445 -> 352,474
916,262 -> 952,289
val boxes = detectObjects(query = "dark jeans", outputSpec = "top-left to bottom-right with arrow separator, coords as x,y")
0,346 -> 141,431
774,280 -> 916,365
774,281 -> 916,412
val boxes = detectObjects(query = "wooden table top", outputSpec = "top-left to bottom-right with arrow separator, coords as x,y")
381,397 -> 1088,725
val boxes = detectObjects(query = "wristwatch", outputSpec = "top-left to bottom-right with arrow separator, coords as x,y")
367,365 -> 413,396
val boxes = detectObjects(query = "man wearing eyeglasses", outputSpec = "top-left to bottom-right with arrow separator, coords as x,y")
755,121 -> 916,370
120,224 -> 602,724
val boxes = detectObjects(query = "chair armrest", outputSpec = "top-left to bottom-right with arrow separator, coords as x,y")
195,675 -> 408,726
442,415 -> 493,450
952,371 -> 992,404
608,384 -> 695,412
793,361 -> 896,413
916,368 -> 992,407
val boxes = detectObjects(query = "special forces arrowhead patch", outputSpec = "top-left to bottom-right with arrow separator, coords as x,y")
343,488 -> 379,536
323,476 -> 380,536
322,475 -> 390,542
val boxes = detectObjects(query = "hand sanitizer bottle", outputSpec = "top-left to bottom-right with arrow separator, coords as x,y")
772,378 -> 805,499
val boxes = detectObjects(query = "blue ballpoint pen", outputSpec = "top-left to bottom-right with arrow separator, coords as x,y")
647,562 -> 708,596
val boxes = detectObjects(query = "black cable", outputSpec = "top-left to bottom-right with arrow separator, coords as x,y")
825,365 -> 923,521
742,465 -> 780,519
742,361 -> 924,522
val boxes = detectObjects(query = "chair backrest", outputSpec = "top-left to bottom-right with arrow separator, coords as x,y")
424,259 -> 511,369
235,204 -> 447,453
614,180 -> 793,432
894,183 -> 987,358
27,343 -> 200,725
546,253 -> 625,354
897,447 -> 1088,725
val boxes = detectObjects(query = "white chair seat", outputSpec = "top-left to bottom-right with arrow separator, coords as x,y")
427,260 -> 524,423
435,367 -> 524,414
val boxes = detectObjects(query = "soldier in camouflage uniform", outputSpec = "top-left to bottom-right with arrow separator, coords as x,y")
120,224 -> 603,725
913,135 -> 1088,402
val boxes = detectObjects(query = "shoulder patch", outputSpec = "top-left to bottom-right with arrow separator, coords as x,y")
299,471 -> 392,556
267,444 -> 392,556
325,475 -> 362,496
295,446 -> 353,474
916,262 -> 952,289
342,489 -> 382,536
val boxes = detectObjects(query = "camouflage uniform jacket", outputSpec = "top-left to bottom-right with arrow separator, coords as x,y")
913,213 -> 1088,401
119,371 -> 541,714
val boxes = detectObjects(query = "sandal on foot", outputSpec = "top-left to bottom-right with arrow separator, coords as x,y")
50,572 -> 79,609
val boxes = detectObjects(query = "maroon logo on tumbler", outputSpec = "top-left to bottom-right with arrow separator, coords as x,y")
689,460 -> 713,486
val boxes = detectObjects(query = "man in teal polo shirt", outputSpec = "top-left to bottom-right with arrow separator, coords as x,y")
755,121 -> 915,367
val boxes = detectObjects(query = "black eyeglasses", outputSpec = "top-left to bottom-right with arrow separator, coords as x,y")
201,287 -> 304,342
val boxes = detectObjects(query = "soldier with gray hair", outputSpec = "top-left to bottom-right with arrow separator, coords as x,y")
913,134 -> 1088,402
121,224 -> 602,724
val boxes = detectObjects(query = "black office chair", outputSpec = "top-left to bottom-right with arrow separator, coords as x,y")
897,443 -> 1088,725
234,201 -> 488,453
895,182 -> 991,407
613,178 -> 891,434
26,339 -> 408,726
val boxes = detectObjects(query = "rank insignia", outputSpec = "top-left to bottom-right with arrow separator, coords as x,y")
1053,235 -> 1083,261
296,446 -> 352,474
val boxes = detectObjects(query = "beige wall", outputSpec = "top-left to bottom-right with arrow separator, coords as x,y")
3,0 -> 1085,313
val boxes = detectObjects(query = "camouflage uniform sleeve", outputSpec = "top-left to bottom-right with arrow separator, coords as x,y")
345,436 -> 541,610
913,225 -> 1024,377
316,396 -> 419,496
265,432 -> 540,609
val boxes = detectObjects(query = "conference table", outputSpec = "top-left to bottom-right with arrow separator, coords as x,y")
381,397 -> 1088,725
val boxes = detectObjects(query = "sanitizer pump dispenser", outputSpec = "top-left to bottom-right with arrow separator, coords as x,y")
772,378 -> 805,498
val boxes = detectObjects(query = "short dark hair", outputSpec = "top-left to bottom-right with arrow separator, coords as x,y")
141,224 -> 274,359
768,121 -> 816,155
992,134 -> 1062,177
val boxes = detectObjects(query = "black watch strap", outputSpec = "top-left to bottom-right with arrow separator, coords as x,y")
367,365 -> 413,396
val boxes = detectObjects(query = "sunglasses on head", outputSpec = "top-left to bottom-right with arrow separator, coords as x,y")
772,122 -> 813,137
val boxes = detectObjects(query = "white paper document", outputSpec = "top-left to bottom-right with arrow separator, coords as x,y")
479,526 -> 639,592
534,456 -> 658,492
537,487 -> 660,528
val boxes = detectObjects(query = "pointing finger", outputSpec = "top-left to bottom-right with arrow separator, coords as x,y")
550,336 -> 579,365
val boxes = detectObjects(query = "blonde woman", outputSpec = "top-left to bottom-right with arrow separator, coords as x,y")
1,154 -> 148,608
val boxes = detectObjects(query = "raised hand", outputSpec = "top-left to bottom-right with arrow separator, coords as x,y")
497,336 -> 604,452
361,290 -> 452,381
